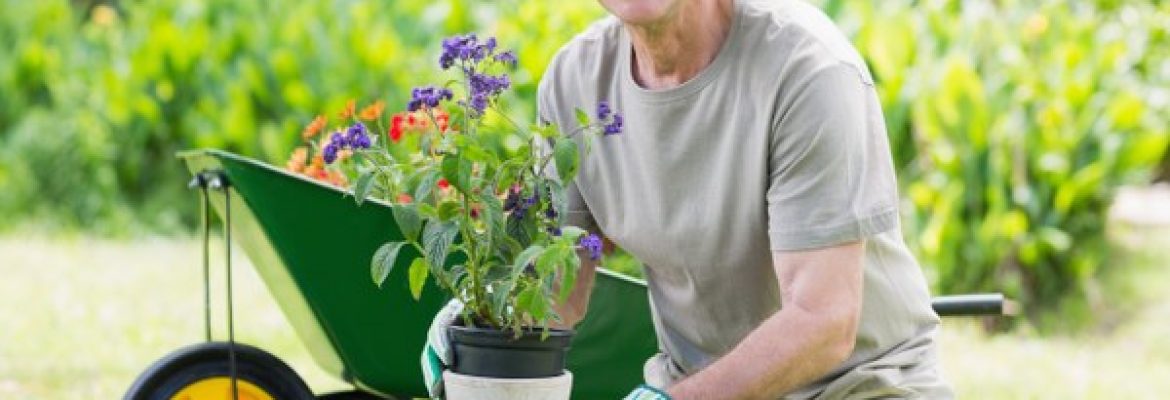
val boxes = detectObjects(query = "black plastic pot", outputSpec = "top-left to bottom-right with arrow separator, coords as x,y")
447,324 -> 574,379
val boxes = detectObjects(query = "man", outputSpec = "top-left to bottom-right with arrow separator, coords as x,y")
434,0 -> 951,398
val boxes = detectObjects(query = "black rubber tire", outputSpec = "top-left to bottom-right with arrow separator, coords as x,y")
124,341 -> 314,400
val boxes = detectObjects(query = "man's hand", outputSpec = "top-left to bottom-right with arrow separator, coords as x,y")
666,241 -> 865,399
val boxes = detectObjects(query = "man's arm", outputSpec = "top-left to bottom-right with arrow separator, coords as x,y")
550,238 -> 613,328
666,241 -> 865,399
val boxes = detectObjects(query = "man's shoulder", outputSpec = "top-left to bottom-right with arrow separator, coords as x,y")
738,0 -> 870,81
544,16 -> 623,81
537,16 -> 623,114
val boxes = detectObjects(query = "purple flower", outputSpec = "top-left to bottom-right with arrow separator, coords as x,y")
322,142 -> 339,164
493,50 -> 517,67
503,190 -> 521,212
322,124 -> 372,165
408,86 -> 454,112
578,234 -> 603,261
604,113 -> 623,135
596,101 -> 611,120
433,34 -> 517,118
468,93 -> 489,116
439,33 -> 496,70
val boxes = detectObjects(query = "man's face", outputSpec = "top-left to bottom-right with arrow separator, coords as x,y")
597,0 -> 686,26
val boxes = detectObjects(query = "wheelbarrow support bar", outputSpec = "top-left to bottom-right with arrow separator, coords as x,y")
931,293 -> 1018,317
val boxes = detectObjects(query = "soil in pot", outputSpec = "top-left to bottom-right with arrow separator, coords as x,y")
447,324 -> 574,379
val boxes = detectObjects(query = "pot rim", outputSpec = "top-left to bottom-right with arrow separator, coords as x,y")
447,324 -> 574,348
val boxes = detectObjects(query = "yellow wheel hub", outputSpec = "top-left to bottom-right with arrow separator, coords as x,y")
169,377 -> 275,400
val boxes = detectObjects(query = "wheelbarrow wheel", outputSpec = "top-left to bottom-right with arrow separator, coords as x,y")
124,342 -> 314,400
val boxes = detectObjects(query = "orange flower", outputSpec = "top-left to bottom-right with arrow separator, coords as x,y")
436,113 -> 450,133
303,164 -> 322,179
310,154 -> 325,170
327,169 -> 349,187
339,99 -> 356,119
359,100 -> 385,121
285,147 -> 308,173
302,115 -> 326,140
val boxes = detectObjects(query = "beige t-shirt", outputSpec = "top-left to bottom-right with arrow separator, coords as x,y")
537,0 -> 950,397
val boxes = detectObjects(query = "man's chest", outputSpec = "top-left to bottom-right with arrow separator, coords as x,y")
575,105 -> 774,270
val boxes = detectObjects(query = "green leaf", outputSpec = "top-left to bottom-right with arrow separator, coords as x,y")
437,200 -> 462,221
441,154 -> 473,193
547,179 -> 567,224
515,283 -> 537,314
535,245 -> 567,276
392,204 -> 422,242
370,241 -> 407,288
553,138 -> 579,183
417,203 -> 438,219
422,220 -> 459,268
511,245 -> 545,278
574,108 -> 590,127
528,285 -> 548,320
560,226 -> 587,243
353,170 -> 376,206
479,192 -> 505,237
415,169 -> 440,203
533,123 -> 559,139
558,250 -> 581,302
408,258 -> 429,300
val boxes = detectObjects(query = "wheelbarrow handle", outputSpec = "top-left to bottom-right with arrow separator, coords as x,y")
931,293 -> 1018,317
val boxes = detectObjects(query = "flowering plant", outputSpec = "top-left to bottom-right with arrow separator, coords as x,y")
298,34 -> 620,334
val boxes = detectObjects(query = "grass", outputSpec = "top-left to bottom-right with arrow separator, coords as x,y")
1,229 -> 1167,399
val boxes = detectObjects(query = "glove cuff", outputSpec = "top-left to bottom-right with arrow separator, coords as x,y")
626,383 -> 673,400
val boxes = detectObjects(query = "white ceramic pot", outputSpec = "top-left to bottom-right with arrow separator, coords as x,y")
443,370 -> 572,400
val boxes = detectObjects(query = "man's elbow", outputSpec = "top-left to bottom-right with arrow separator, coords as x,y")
808,302 -> 859,367
824,310 -> 860,366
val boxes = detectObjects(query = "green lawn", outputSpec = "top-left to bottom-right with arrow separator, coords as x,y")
1,232 -> 1167,399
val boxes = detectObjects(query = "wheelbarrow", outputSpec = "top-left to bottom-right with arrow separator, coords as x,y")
124,149 -> 1014,399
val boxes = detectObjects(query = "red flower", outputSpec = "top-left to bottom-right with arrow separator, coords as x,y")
397,193 -> 413,204
389,114 -> 405,142
437,178 -> 450,190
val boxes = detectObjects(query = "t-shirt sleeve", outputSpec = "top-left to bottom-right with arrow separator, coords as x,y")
536,74 -> 601,235
766,61 -> 899,251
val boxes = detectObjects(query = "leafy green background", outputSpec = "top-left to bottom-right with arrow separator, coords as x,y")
1,0 -> 1167,329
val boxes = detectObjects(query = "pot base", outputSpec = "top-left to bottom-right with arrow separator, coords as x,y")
443,370 -> 572,400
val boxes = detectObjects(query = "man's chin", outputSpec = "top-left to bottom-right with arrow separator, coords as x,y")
599,0 -> 680,26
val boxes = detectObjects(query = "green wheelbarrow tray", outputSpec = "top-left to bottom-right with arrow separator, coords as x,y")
178,149 -> 1012,399
179,149 -> 657,398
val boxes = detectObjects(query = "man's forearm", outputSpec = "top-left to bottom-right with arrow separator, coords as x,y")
667,304 -> 856,399
551,249 -> 598,328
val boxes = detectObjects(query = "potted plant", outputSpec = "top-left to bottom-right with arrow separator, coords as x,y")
291,34 -> 621,399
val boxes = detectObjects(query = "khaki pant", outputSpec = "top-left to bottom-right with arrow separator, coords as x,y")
642,341 -> 953,399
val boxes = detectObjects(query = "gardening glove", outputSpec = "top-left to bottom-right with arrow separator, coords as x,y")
624,384 -> 673,400
421,299 -> 463,398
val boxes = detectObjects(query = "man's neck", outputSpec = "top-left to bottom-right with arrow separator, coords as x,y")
626,0 -> 735,90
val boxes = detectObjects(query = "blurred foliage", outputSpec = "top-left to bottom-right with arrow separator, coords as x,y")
2,0 -> 1168,328
0,0 -> 604,234
824,0 -> 1170,329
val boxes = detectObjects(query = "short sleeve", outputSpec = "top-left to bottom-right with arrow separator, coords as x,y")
766,62 -> 899,251
537,75 -> 602,235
